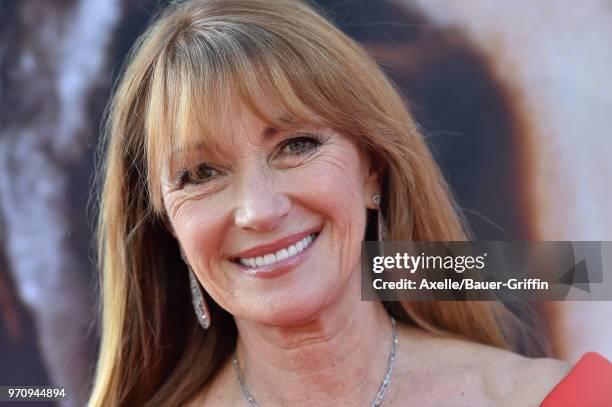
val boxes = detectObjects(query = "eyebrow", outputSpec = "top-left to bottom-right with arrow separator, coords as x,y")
170,116 -> 297,157
262,125 -> 279,140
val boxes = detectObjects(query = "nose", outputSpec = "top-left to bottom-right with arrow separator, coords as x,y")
233,169 -> 291,232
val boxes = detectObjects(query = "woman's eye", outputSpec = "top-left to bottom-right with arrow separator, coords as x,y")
175,163 -> 220,188
279,135 -> 321,157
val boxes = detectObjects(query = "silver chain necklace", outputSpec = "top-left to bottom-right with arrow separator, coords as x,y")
232,316 -> 398,407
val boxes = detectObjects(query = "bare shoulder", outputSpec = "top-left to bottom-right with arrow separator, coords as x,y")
493,354 -> 572,406
394,324 -> 572,406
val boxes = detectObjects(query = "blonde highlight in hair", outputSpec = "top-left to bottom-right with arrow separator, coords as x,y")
90,1 -> 542,405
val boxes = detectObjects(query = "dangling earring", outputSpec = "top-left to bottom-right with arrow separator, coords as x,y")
181,251 -> 211,330
372,193 -> 388,241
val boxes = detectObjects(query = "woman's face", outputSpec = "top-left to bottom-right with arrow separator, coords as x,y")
161,98 -> 379,326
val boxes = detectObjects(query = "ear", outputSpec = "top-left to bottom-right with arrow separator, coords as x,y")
362,151 -> 383,210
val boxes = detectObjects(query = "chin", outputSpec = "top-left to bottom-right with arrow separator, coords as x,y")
239,283 -> 342,327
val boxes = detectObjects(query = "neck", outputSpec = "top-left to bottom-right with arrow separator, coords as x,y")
233,273 -> 395,407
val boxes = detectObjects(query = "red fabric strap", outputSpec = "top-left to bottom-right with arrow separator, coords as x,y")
540,352 -> 612,406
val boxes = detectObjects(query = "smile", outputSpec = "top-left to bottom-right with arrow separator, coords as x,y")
237,233 -> 318,268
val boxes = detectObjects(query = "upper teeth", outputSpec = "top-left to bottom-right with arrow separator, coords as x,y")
238,233 -> 316,268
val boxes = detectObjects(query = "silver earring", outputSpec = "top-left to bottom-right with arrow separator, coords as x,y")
372,193 -> 388,241
181,251 -> 211,330
188,268 -> 211,329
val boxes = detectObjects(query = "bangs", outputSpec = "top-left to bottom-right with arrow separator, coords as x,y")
144,22 -> 336,214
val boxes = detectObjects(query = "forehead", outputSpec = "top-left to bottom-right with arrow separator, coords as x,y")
143,34 -> 331,212
166,91 -> 318,167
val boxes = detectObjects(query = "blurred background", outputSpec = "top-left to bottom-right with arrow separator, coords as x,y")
1,0 -> 611,405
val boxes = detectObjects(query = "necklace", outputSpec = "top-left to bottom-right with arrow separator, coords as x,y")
232,316 -> 398,407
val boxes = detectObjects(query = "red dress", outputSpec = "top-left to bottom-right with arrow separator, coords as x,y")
540,352 -> 612,406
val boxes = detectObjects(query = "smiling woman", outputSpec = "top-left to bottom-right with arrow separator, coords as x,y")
162,99 -> 380,326
86,1 -> 611,406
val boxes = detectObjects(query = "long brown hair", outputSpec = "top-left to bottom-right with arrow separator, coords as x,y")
90,0 -> 540,405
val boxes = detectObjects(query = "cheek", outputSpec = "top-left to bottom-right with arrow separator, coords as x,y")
294,152 -> 367,267
171,199 -> 225,268
302,151 -> 366,222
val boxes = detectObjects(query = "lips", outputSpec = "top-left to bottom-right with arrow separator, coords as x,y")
238,233 -> 317,267
229,227 -> 321,268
